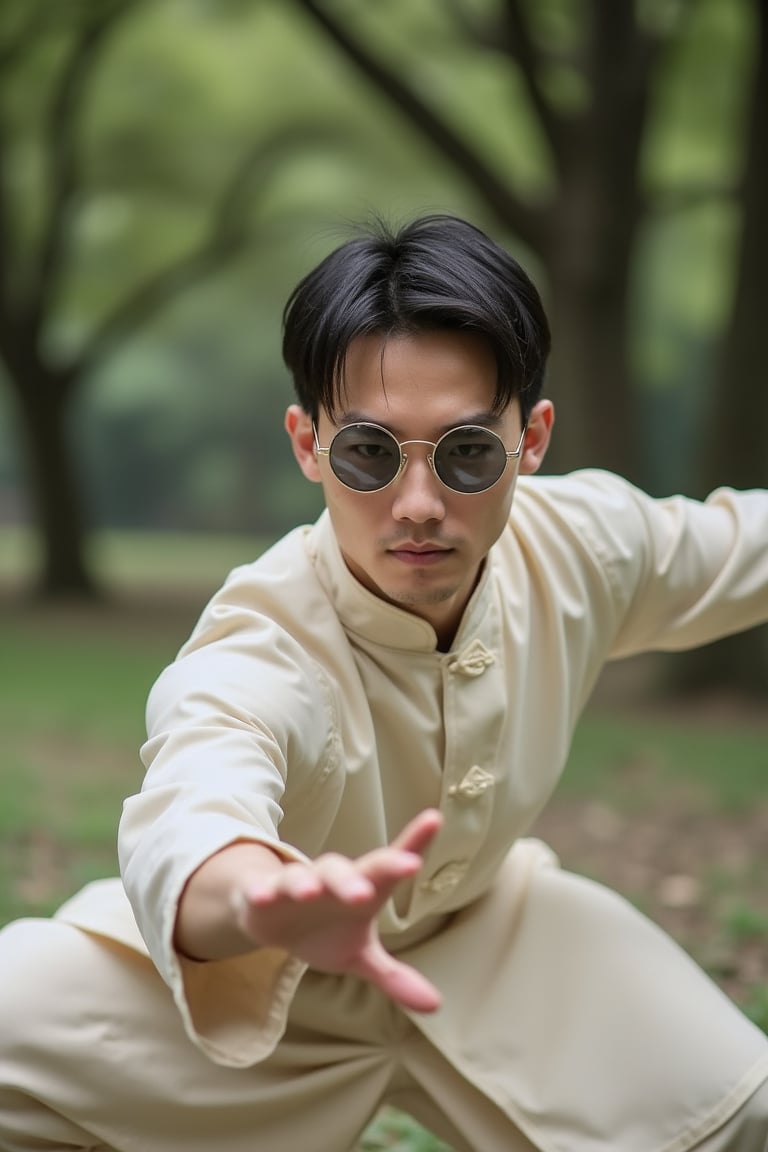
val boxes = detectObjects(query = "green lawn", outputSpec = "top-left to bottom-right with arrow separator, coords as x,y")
1,528 -> 766,1148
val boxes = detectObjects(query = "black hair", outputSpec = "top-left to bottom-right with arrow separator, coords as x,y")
281,213 -> 550,422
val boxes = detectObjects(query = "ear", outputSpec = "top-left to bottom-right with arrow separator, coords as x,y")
519,400 -> 554,475
285,405 -> 322,483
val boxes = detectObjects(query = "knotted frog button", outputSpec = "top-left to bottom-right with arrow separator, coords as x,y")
419,860 -> 468,894
447,765 -> 495,801
446,639 -> 496,677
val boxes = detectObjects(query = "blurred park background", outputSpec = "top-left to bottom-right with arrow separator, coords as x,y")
1,0 -> 767,683
0,2 -> 766,1148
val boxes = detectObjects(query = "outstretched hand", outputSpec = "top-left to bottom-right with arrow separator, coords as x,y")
233,808 -> 443,1012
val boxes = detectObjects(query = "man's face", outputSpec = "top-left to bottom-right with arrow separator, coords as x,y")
286,329 -> 552,647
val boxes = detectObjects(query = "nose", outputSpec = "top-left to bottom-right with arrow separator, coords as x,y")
390,451 -> 446,524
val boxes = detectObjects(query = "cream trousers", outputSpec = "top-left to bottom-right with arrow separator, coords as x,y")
0,918 -> 766,1152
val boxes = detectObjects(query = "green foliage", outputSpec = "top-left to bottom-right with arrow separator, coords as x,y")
743,986 -> 768,1034
646,0 -> 755,187
360,1107 -> 453,1151
720,903 -> 768,944
0,0 -> 489,542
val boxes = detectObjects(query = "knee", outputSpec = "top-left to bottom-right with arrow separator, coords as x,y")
0,919 -> 83,1054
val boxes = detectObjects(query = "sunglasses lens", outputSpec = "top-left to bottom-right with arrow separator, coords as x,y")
329,424 -> 401,491
434,427 -> 507,493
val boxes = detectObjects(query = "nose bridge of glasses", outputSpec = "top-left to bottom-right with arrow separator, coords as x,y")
398,439 -> 439,480
399,438 -> 436,448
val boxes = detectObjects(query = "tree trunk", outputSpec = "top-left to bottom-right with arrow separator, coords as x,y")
544,255 -> 637,478
672,0 -> 768,698
669,630 -> 768,700
541,162 -> 642,480
700,2 -> 768,495
11,367 -> 97,598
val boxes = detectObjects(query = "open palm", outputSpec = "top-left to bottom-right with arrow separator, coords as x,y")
236,809 -> 443,1012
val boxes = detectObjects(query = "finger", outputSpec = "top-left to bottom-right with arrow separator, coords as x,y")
244,865 -> 323,906
355,847 -> 424,894
248,856 -> 377,907
278,865 -> 330,902
310,854 -> 376,903
357,809 -> 443,901
391,808 -> 443,857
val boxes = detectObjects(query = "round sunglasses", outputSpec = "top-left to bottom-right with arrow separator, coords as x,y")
313,421 -> 526,494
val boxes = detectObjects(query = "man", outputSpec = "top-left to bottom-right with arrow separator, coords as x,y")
0,214 -> 766,1151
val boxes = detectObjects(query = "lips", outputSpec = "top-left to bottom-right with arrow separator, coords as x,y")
393,543 -> 446,552
388,542 -> 453,566
389,541 -> 448,553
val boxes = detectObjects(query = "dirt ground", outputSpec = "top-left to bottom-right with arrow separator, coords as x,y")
530,664 -> 768,1015
532,792 -> 768,1010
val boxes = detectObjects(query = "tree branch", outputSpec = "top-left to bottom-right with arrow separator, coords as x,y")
0,112 -> 11,330
499,0 -> 568,173
32,0 -> 138,333
572,0 -> 668,234
292,0 -> 549,253
73,127 -> 323,379
644,179 -> 741,216
442,0 -> 512,52
0,120 -> 39,373
0,1 -> 52,77
0,1 -> 55,340
74,244 -> 231,385
443,0 -> 569,173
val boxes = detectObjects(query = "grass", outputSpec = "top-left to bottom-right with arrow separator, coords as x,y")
562,713 -> 768,813
0,527 -> 766,1146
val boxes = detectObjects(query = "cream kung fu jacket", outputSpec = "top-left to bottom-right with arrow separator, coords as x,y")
56,470 -> 768,1071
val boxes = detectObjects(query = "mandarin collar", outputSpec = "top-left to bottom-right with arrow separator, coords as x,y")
306,510 -> 493,654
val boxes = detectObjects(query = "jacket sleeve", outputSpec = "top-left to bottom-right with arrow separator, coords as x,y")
551,471 -> 768,658
117,577 -> 343,1068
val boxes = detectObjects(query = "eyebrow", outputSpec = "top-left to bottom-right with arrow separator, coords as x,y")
336,410 -> 504,436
